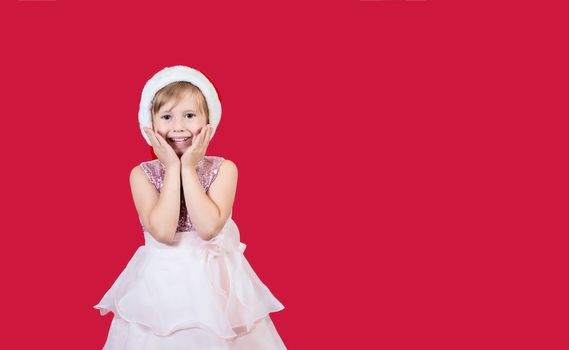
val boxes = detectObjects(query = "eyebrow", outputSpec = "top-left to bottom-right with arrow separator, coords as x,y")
158,109 -> 196,115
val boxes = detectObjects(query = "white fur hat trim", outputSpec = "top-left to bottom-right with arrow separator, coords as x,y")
138,65 -> 222,146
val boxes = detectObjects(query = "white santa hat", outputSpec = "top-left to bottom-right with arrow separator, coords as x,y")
138,65 -> 222,146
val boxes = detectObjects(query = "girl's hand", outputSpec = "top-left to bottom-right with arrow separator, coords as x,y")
144,127 -> 180,169
181,124 -> 213,169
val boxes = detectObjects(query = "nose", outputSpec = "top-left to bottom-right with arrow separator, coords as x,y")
173,117 -> 185,132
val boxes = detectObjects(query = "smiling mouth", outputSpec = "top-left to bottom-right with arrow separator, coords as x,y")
168,137 -> 191,145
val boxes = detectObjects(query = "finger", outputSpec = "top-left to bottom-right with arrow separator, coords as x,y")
157,133 -> 177,153
149,129 -> 162,147
194,127 -> 204,149
204,126 -> 213,147
201,125 -> 209,148
202,127 -> 212,153
145,128 -> 159,147
154,132 -> 167,148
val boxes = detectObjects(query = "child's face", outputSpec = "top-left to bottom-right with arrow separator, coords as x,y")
152,91 -> 208,156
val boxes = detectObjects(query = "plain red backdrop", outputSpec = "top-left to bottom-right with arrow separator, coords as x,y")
2,0 -> 568,349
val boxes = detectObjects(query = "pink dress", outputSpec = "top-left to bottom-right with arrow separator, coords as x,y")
93,156 -> 286,349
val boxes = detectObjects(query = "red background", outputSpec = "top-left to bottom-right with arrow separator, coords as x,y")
2,0 -> 568,349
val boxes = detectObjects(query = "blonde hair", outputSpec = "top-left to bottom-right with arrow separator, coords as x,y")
151,81 -> 210,126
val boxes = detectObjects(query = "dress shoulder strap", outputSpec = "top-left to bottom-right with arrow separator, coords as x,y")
139,157 -> 224,193
139,160 -> 164,191
199,156 -> 225,191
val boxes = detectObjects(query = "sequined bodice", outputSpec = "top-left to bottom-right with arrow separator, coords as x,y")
139,156 -> 225,233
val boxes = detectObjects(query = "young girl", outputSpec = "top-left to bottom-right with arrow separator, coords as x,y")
93,65 -> 286,349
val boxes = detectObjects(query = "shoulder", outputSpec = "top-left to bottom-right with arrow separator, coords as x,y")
203,156 -> 237,187
131,160 -> 162,186
139,159 -> 162,168
201,156 -> 234,171
136,160 -> 162,174
205,156 -> 237,173
219,159 -> 237,178
129,163 -> 149,187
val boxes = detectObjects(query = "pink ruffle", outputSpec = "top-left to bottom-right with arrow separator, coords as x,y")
93,218 -> 284,339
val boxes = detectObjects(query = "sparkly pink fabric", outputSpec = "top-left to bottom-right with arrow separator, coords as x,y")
139,156 -> 225,232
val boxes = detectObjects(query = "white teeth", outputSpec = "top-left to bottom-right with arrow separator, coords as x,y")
170,138 -> 189,142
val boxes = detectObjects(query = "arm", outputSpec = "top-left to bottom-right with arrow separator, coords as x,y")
181,160 -> 238,241
150,163 -> 182,243
130,163 -> 181,244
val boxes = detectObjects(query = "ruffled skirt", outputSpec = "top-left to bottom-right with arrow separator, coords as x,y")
93,218 -> 286,349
